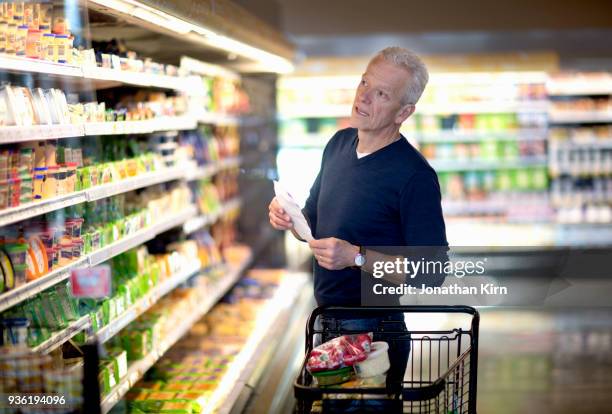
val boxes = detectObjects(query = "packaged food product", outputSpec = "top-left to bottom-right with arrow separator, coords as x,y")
33,171 -> 45,200
23,3 -> 34,28
55,34 -> 68,63
354,341 -> 390,379
8,177 -> 21,207
13,263 -> 27,287
41,32 -> 55,61
312,366 -> 353,386
71,238 -> 83,259
0,250 -> 14,290
4,243 -> 28,267
43,165 -> 58,198
0,180 -> 7,209
58,240 -> 73,266
26,28 -> 42,58
19,176 -> 32,204
40,2 -> 53,27
57,165 -> 66,195
15,24 -> 27,56
307,333 -> 373,372
52,7 -> 67,34
26,236 -> 48,281
0,21 -> 7,53
65,162 -> 77,192
1,317 -> 29,347
5,23 -> 16,54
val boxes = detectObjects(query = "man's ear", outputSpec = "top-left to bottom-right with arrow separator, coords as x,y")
396,104 -> 415,124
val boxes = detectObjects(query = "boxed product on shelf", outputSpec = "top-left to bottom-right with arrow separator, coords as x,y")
91,39 -> 184,77
1,1 -> 78,63
0,206 -> 86,288
111,268 -> 286,412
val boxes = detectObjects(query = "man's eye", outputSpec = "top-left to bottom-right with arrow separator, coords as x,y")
361,80 -> 367,86
377,90 -> 385,97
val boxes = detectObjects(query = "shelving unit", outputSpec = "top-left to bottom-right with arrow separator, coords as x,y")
1,0 -> 290,411
183,197 -> 242,235
92,260 -> 202,344
430,156 -> 548,172
0,206 -> 196,313
100,253 -> 254,414
30,315 -> 92,354
547,74 -> 612,226
0,54 -> 196,92
0,116 -> 197,144
0,158 -> 245,227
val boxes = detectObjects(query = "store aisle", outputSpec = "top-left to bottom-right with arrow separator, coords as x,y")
477,308 -> 612,414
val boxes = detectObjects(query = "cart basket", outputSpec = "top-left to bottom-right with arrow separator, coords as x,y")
294,305 -> 479,413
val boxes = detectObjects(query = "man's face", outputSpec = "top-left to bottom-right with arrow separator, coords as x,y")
349,57 -> 413,132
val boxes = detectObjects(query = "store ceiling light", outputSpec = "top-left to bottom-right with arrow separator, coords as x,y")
87,0 -> 294,73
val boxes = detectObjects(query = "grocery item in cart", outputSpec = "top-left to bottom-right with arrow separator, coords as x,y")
354,341 -> 390,380
306,333 -> 372,372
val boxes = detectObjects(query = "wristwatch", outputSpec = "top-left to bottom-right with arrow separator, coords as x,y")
354,246 -> 366,267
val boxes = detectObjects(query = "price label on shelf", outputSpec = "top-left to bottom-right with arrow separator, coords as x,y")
71,265 -> 111,298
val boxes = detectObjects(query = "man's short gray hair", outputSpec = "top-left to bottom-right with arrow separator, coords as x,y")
374,47 -> 429,105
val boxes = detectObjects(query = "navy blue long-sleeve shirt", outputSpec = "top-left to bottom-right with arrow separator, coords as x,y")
303,128 -> 448,306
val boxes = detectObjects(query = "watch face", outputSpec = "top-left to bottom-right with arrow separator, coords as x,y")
355,254 -> 366,267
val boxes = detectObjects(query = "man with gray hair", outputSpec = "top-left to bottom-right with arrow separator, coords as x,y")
269,47 -> 447,406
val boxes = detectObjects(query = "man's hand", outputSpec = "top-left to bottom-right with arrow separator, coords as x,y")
308,238 -> 359,270
268,197 -> 293,230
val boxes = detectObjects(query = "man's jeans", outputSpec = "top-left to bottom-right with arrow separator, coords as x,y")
313,312 -> 410,412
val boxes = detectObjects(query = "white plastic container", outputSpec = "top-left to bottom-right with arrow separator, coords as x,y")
354,341 -> 390,379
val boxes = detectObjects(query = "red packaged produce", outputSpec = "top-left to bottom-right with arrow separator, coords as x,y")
307,333 -> 373,372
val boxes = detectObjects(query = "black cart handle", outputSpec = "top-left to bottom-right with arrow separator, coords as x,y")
306,305 -> 479,351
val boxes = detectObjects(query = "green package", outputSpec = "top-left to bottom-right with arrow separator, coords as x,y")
122,330 -> 149,361
99,365 -> 111,395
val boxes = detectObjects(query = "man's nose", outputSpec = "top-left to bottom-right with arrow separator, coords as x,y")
358,89 -> 372,104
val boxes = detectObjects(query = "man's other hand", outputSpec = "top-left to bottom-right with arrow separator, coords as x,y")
268,197 -> 293,230
308,238 -> 359,270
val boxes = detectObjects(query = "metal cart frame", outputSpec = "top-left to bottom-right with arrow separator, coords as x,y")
294,305 -> 479,413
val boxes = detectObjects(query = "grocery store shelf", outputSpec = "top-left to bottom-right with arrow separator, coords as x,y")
0,165 -> 193,228
414,128 -> 548,143
0,54 -> 192,92
0,257 -> 88,314
0,54 -> 82,78
0,116 -> 197,144
0,124 -> 85,144
81,66 -> 193,91
418,101 -> 549,115
84,115 -> 196,136
0,191 -> 88,228
86,164 -> 189,201
184,157 -> 242,181
549,111 -> 612,124
547,81 -> 612,96
207,273 -> 309,413
183,197 -> 242,234
99,253 -> 254,414
31,315 -> 92,354
430,156 -> 548,171
0,207 -> 197,313
89,206 -> 198,266
443,200 -> 508,216
550,139 -> 612,150
93,260 -> 202,344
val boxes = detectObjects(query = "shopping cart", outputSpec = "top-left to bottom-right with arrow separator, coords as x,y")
294,306 -> 479,413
